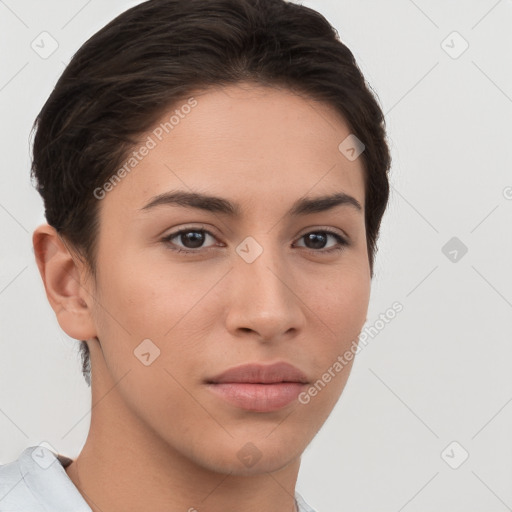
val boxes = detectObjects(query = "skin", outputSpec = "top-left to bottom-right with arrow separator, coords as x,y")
33,82 -> 370,512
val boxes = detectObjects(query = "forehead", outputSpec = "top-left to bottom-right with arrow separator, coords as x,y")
98,82 -> 366,220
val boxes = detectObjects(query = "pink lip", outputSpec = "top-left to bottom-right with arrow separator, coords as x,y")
205,362 -> 309,412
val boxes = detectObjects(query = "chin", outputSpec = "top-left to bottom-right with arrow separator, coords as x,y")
194,435 -> 306,476
208,451 -> 300,477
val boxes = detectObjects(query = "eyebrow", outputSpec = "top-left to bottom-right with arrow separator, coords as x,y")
139,190 -> 362,216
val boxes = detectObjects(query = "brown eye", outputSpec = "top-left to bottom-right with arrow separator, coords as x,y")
162,228 -> 219,254
295,230 -> 348,254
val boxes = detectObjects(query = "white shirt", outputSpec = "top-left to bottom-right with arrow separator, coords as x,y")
0,446 -> 317,512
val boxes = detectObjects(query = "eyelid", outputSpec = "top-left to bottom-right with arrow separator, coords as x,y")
296,225 -> 348,241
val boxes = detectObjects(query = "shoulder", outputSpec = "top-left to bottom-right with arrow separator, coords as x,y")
0,445 -> 90,512
295,490 -> 320,512
0,446 -> 41,511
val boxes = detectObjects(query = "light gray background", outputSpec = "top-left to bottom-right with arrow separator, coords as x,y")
1,1 -> 511,511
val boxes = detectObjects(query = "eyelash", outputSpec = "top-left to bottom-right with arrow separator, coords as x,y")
161,226 -> 348,255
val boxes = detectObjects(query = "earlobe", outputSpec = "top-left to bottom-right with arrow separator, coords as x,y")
32,223 -> 97,341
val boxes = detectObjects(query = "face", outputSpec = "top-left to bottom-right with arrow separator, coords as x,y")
84,82 -> 370,475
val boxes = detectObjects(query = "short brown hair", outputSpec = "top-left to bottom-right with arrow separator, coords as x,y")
31,0 -> 391,386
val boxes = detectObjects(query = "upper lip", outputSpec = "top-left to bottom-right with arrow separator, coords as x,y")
206,362 -> 309,384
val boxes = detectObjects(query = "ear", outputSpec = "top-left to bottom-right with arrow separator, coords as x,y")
32,223 -> 97,341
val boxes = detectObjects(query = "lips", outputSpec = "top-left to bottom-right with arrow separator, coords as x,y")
206,361 -> 309,385
205,362 -> 309,412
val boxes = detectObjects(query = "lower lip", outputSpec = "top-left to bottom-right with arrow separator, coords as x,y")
206,382 -> 306,412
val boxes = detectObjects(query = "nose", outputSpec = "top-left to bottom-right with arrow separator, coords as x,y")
224,238 -> 306,343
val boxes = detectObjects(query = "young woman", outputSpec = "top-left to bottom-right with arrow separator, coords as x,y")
0,1 -> 390,510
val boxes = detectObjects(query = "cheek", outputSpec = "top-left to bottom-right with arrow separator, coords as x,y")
90,259 -> 204,405
299,274 -> 369,413
92,254 -> 220,386
96,254 -> 197,338
304,265 -> 370,344
334,281 -> 369,340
